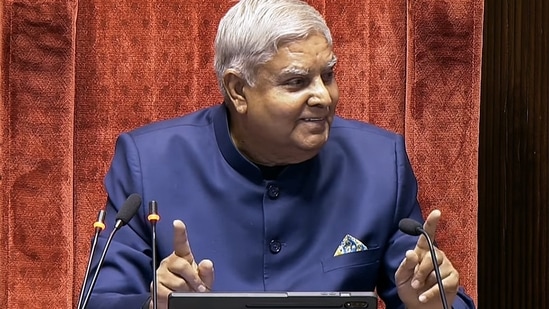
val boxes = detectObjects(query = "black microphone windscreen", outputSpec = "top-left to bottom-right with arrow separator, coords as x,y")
398,218 -> 423,236
115,193 -> 142,226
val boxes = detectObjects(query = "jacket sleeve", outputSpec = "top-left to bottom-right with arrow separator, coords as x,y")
376,135 -> 476,309
85,133 -> 153,309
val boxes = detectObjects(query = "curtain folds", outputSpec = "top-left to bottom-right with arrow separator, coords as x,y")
1,1 -> 78,307
0,0 -> 483,308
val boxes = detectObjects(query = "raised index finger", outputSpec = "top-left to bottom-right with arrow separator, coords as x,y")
423,209 -> 441,241
173,220 -> 194,264
422,209 -> 441,240
414,210 -> 442,253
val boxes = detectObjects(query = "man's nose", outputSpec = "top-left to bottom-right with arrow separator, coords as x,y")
307,77 -> 332,107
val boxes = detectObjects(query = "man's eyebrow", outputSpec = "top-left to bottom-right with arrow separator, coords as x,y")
280,66 -> 309,76
280,56 -> 338,76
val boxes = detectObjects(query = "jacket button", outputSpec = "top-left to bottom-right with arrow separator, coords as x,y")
269,240 -> 282,254
267,184 -> 280,199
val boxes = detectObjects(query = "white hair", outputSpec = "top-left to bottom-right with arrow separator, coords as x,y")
214,0 -> 333,98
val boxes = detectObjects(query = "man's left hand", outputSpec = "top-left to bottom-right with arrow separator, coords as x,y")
395,210 -> 460,309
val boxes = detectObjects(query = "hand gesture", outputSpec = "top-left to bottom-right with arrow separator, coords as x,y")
151,220 -> 214,309
395,210 -> 459,309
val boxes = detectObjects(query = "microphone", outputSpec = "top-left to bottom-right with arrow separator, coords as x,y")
398,218 -> 449,309
76,210 -> 106,309
80,193 -> 142,309
147,200 -> 160,309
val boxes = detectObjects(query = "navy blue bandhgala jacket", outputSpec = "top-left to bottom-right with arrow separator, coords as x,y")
86,104 -> 475,309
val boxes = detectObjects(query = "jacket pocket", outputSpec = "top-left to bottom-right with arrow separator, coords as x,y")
321,247 -> 382,272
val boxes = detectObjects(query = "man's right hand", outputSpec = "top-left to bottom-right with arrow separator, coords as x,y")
150,220 -> 214,309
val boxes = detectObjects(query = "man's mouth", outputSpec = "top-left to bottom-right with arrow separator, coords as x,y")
302,117 -> 325,122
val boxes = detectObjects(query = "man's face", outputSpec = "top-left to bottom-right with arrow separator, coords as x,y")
235,34 -> 339,165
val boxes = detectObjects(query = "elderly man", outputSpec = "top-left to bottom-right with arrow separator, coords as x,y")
85,1 -> 476,309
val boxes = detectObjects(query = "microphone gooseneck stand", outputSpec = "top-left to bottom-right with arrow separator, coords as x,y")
148,200 -> 160,309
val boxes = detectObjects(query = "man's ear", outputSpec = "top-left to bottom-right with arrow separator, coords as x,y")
223,69 -> 248,114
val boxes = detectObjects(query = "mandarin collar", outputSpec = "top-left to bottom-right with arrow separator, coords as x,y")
213,104 -> 264,183
212,104 -> 317,184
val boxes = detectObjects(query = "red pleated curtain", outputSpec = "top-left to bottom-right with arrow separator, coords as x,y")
0,0 -> 483,308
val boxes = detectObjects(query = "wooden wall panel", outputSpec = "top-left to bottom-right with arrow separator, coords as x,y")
479,0 -> 549,307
